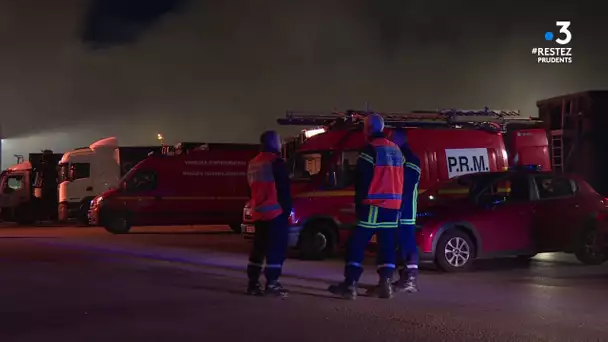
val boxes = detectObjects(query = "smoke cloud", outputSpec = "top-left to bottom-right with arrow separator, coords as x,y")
0,0 -> 606,168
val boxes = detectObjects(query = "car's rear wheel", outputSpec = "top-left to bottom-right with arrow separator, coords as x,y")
575,227 -> 607,265
435,229 -> 475,272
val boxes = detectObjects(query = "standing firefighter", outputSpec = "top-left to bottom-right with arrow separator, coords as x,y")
246,130 -> 292,297
328,114 -> 405,300
390,128 -> 421,292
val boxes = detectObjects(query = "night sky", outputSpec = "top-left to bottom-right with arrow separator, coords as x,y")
1,0 -> 607,167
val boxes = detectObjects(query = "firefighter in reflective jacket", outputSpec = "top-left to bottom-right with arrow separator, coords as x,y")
390,128 -> 422,292
246,130 -> 292,297
328,114 -> 404,300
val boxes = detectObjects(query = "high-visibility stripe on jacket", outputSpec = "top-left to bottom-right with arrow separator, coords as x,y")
247,152 -> 283,221
358,205 -> 400,229
399,148 -> 421,226
362,138 -> 405,210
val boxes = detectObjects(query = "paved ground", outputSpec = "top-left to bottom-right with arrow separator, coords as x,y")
1,225 -> 607,341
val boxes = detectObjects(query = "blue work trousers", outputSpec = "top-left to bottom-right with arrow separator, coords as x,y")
344,226 -> 397,283
397,224 -> 419,269
247,216 -> 289,284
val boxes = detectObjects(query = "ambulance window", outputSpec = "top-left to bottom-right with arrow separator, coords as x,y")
126,170 -> 158,192
4,175 -> 24,193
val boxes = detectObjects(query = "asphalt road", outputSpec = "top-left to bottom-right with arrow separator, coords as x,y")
1,225 -> 607,341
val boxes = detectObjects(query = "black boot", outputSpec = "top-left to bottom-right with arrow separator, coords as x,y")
376,278 -> 393,299
403,269 -> 418,293
394,268 -> 418,293
246,281 -> 265,296
265,281 -> 289,297
328,281 -> 357,300
392,269 -> 408,292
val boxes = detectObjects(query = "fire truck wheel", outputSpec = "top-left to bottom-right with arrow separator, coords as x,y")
298,221 -> 337,260
575,226 -> 607,265
104,214 -> 132,234
435,229 -> 476,272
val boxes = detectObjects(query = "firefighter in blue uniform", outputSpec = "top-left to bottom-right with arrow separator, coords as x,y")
390,128 -> 422,292
328,114 -> 405,300
246,130 -> 292,297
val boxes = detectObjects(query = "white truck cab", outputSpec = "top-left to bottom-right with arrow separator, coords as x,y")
0,162 -> 35,223
58,137 -> 121,223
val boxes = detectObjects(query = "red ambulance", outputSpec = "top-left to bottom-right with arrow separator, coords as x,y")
89,143 -> 258,234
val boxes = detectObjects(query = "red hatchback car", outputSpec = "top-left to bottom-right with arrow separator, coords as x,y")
415,169 -> 608,272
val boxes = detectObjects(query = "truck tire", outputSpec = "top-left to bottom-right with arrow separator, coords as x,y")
574,226 -> 607,265
435,229 -> 476,272
15,204 -> 35,225
58,202 -> 69,222
104,214 -> 132,234
298,221 -> 337,260
78,199 -> 92,226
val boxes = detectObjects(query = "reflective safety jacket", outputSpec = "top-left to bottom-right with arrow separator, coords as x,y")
247,152 -> 283,221
355,135 -> 404,228
399,146 -> 421,226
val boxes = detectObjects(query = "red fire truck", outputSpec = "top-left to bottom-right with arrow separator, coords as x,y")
242,108 -> 550,259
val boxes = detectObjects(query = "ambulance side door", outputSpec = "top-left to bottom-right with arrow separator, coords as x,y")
123,169 -> 165,225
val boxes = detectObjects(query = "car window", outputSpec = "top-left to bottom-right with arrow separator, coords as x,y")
126,170 -> 158,192
477,174 -> 530,203
424,176 -> 472,202
535,175 -> 575,199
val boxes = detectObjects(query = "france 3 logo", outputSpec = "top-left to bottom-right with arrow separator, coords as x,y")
531,21 -> 573,64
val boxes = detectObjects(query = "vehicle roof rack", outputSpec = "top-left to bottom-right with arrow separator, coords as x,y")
278,107 -> 541,132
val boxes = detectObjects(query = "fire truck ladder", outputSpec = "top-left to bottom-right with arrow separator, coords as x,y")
278,107 -> 539,132
549,100 -> 577,174
550,131 -> 563,172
